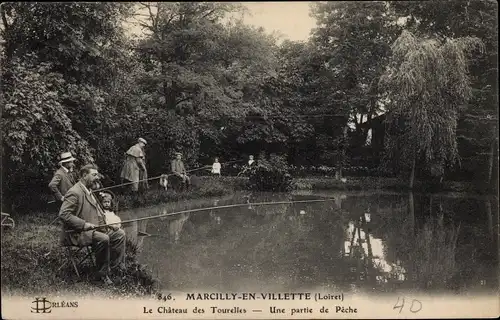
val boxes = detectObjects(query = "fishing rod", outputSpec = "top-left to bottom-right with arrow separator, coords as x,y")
93,159 -> 245,193
47,164 -> 222,204
65,198 -> 337,233
92,166 -> 211,193
221,160 -> 244,165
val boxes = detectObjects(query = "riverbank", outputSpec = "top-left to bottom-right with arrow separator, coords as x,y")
0,175 -> 477,296
197,175 -> 474,194
292,176 -> 473,193
1,177 -> 234,297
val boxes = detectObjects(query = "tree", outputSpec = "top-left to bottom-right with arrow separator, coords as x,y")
1,3 -> 133,208
389,0 -> 498,191
309,1 -> 400,178
1,55 -> 95,209
380,30 -> 483,188
130,3 -> 297,165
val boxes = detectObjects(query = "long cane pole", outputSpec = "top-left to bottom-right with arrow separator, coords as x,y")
66,198 -> 334,233
47,165 -> 215,204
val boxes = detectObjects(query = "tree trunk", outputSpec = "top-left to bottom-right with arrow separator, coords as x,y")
487,139 -> 495,187
408,191 -> 415,235
364,223 -> 375,285
485,198 -> 493,238
429,194 -> 433,216
409,155 -> 416,189
335,125 -> 349,180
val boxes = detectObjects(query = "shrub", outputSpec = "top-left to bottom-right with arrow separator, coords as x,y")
248,154 -> 293,192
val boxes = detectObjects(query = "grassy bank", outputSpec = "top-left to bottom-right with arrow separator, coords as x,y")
293,176 -> 472,193
1,177 -> 235,297
197,175 -> 473,193
1,175 -> 474,296
1,213 -> 158,298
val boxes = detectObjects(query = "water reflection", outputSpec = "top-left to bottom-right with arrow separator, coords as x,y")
167,213 -> 190,243
124,191 -> 498,294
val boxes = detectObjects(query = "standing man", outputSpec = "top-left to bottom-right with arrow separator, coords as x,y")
171,152 -> 190,189
48,152 -> 77,203
120,138 -> 148,193
59,164 -> 125,285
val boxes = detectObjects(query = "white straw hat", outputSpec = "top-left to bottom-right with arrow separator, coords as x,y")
59,152 -> 76,164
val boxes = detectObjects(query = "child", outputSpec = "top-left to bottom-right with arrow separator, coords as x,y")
211,157 -> 221,176
99,192 -> 122,230
159,174 -> 169,191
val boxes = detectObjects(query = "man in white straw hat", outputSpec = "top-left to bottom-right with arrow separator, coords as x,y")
120,138 -> 148,193
48,151 -> 77,203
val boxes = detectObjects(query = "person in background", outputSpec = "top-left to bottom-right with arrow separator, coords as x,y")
211,157 -> 221,176
237,155 -> 256,177
59,164 -> 126,285
248,155 -> 255,166
171,152 -> 190,189
120,138 -> 148,193
48,151 -> 77,203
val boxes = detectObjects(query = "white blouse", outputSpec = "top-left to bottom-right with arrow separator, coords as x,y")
211,162 -> 221,174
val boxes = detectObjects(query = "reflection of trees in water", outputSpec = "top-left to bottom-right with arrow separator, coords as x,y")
131,193 -> 496,291
408,216 -> 460,288
151,200 -> 346,290
248,202 -> 345,286
367,193 -> 463,290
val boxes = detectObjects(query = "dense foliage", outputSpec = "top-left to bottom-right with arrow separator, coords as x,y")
380,31 -> 483,188
248,154 -> 293,192
1,1 -> 497,211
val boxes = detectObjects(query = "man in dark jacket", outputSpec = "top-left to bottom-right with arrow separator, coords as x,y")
48,152 -> 77,202
59,164 -> 126,285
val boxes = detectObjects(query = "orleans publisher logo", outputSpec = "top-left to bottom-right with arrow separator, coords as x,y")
31,297 -> 79,313
31,298 -> 52,313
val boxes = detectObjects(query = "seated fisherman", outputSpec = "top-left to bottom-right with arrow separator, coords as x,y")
237,155 -> 256,176
59,164 -> 126,285
171,152 -> 190,188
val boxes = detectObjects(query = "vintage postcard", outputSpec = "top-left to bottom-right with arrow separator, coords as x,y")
1,1 -> 498,319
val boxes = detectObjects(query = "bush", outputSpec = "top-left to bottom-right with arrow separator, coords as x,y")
248,154 -> 293,192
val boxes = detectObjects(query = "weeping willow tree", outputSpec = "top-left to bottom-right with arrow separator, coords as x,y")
380,31 -> 484,188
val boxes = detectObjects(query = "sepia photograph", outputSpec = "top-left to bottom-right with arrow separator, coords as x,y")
1,1 -> 498,319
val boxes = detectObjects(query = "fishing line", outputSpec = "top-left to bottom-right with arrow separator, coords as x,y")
48,159 -> 247,225
48,161 -> 243,204
66,198 -> 337,233
92,166 -> 210,193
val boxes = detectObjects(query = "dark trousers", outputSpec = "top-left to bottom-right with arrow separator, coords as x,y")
92,228 -> 126,277
170,174 -> 190,191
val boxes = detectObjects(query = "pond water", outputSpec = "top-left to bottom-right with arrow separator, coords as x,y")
120,191 -> 498,295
